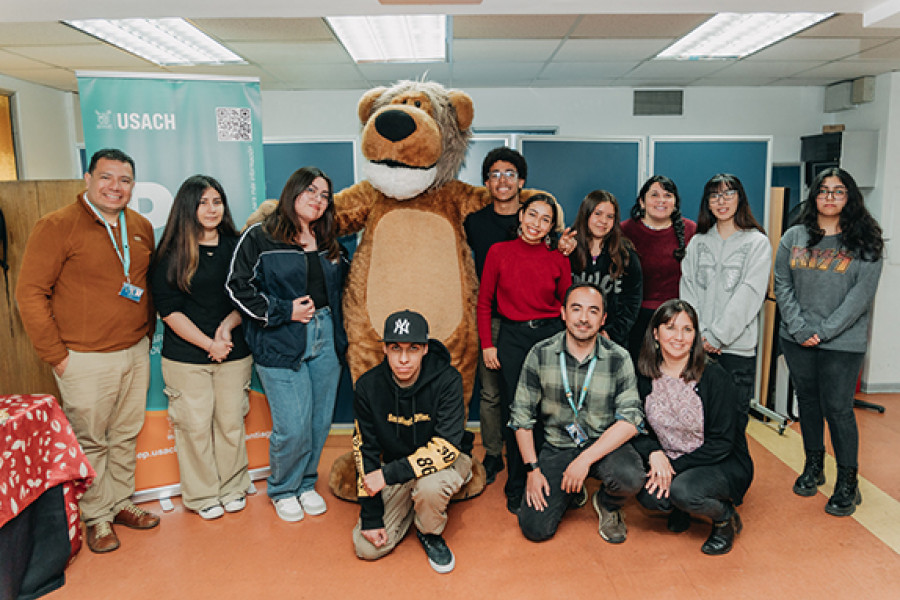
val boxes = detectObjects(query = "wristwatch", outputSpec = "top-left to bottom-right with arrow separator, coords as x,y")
524,461 -> 539,472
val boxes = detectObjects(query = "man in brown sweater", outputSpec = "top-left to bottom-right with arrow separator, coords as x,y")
16,148 -> 160,553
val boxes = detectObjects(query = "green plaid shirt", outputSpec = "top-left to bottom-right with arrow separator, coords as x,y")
510,330 -> 643,448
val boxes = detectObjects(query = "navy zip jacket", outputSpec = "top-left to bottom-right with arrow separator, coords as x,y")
226,222 -> 348,368
353,339 -> 469,530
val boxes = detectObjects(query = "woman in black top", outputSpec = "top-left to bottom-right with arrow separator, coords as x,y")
632,299 -> 753,555
570,190 -> 642,347
151,175 -> 252,520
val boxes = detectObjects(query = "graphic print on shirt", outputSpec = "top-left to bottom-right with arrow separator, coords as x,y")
694,241 -> 754,293
575,269 -> 622,296
789,246 -> 852,274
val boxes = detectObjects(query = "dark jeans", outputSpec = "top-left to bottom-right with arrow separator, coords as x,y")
627,307 -> 654,365
712,352 -> 756,411
496,318 -> 563,502
517,443 -> 644,542
780,338 -> 864,468
637,463 -> 734,522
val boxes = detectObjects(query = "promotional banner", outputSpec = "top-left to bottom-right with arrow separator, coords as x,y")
77,71 -> 268,495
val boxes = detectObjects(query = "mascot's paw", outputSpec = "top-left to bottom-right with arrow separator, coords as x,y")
327,451 -> 487,502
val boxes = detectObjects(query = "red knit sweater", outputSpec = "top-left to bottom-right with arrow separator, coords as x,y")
621,218 -> 696,310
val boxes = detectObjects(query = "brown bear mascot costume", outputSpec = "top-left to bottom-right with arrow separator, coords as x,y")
328,80 -> 496,501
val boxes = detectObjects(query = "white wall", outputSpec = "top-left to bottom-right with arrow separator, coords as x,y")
831,73 -> 900,392
260,86 -> 825,165
0,75 -> 80,179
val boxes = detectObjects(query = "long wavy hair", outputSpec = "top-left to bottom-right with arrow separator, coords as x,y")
638,299 -> 706,382
154,174 -> 238,293
518,193 -> 561,250
697,173 -> 766,235
629,175 -> 688,262
265,166 -> 340,260
796,167 -> 883,261
571,190 -> 634,279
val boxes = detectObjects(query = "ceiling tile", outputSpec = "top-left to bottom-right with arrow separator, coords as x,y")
622,59 -> 733,80
357,62 -> 452,85
10,44 -> 151,69
797,13 -> 900,38
555,39 -> 673,61
0,22 -> 95,46
798,59 -> 900,79
713,60 -> 827,78
0,49 -> 53,69
229,42 -> 349,65
541,61 -> 637,80
453,15 -> 579,39
855,38 -> 900,59
751,38 -> 883,61
452,39 -> 559,62
1,67 -> 77,91
571,14 -> 711,38
192,18 -> 333,42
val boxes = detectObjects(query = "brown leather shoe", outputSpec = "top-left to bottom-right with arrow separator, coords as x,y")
113,503 -> 160,529
86,521 -> 120,553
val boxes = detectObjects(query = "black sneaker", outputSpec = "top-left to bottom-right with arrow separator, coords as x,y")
482,454 -> 504,485
416,531 -> 455,573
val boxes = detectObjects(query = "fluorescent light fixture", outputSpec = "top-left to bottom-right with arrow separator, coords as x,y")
656,12 -> 834,60
63,18 -> 245,66
326,15 -> 447,63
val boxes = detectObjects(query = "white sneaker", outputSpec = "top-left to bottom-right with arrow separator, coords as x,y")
298,490 -> 327,516
223,496 -> 246,513
272,497 -> 304,522
198,505 -> 224,520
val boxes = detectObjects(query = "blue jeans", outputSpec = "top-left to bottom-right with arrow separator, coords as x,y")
256,308 -> 341,500
780,338 -> 864,468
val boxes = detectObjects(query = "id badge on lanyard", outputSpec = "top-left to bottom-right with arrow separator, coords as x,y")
87,199 -> 144,303
560,352 -> 596,448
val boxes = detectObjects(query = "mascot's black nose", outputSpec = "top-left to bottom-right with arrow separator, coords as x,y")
375,109 -> 417,142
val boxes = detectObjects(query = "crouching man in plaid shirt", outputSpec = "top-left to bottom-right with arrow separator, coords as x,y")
510,282 -> 644,544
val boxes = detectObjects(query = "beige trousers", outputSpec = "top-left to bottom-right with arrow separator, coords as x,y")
162,356 -> 252,511
54,337 -> 150,526
353,453 -> 472,560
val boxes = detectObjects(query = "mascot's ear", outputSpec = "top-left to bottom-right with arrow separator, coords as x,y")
448,90 -> 474,131
358,87 -> 388,124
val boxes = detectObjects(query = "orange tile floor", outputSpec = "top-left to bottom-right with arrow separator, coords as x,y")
47,394 -> 900,600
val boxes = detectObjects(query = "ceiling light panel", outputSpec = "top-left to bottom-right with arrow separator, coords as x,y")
326,15 -> 447,63
64,18 -> 245,66
656,13 -> 834,60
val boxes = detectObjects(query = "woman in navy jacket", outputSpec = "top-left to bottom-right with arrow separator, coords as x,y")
227,166 -> 348,523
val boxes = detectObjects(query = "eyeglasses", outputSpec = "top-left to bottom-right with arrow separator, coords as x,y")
709,190 -> 738,203
817,188 -> 847,200
488,170 -> 518,181
303,186 -> 331,201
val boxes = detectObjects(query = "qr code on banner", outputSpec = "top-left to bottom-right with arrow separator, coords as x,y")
216,107 -> 252,142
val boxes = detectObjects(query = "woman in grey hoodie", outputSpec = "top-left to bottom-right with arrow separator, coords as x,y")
774,167 -> 883,518
681,174 -> 771,407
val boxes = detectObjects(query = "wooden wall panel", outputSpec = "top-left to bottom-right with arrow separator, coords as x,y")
0,180 -> 84,395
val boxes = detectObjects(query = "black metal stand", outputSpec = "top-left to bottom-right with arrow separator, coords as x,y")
853,396 -> 885,414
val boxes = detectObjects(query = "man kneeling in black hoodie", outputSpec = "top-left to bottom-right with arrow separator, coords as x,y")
352,310 -> 473,574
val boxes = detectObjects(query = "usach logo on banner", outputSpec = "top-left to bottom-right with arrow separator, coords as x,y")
95,109 -> 176,131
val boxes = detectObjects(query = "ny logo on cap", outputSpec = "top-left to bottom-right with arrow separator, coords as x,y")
394,318 -> 410,335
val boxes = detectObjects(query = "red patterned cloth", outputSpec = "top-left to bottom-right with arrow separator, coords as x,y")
1,394 -> 95,558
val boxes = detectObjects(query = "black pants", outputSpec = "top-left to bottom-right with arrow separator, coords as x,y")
711,352 -> 756,411
637,463 -> 736,523
518,443 -> 644,542
496,318 -> 563,502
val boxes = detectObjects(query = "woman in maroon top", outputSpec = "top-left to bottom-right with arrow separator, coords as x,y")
477,193 -> 571,513
621,175 -> 696,362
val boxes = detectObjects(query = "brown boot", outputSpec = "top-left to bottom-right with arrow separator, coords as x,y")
86,521 -> 120,553
113,503 -> 160,529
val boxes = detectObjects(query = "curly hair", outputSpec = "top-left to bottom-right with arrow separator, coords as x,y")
630,175 -> 688,262
797,167 -> 883,261
571,190 -> 634,279
481,146 -> 527,184
697,173 -> 766,235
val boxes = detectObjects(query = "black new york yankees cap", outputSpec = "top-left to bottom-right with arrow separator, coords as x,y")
381,309 -> 429,344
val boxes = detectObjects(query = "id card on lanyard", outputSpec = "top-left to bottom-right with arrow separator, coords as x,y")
560,351 -> 596,447
85,198 -> 144,303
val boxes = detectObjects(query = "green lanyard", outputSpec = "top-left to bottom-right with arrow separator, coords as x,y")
559,351 -> 597,420
85,199 -> 131,282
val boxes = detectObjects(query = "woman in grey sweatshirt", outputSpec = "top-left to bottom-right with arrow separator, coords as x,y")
681,174 -> 771,407
774,167 -> 883,518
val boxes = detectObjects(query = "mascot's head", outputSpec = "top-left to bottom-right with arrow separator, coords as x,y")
358,80 -> 473,200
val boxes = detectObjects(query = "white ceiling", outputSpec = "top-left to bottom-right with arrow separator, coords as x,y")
3,1 -> 900,92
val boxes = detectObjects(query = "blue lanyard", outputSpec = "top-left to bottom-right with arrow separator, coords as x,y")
559,351 -> 597,419
85,197 -> 131,282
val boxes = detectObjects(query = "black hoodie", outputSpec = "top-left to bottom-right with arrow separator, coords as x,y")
353,339 -> 467,530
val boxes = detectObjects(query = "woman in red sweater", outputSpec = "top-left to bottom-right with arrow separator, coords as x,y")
477,193 -> 571,514
621,175 -> 696,363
